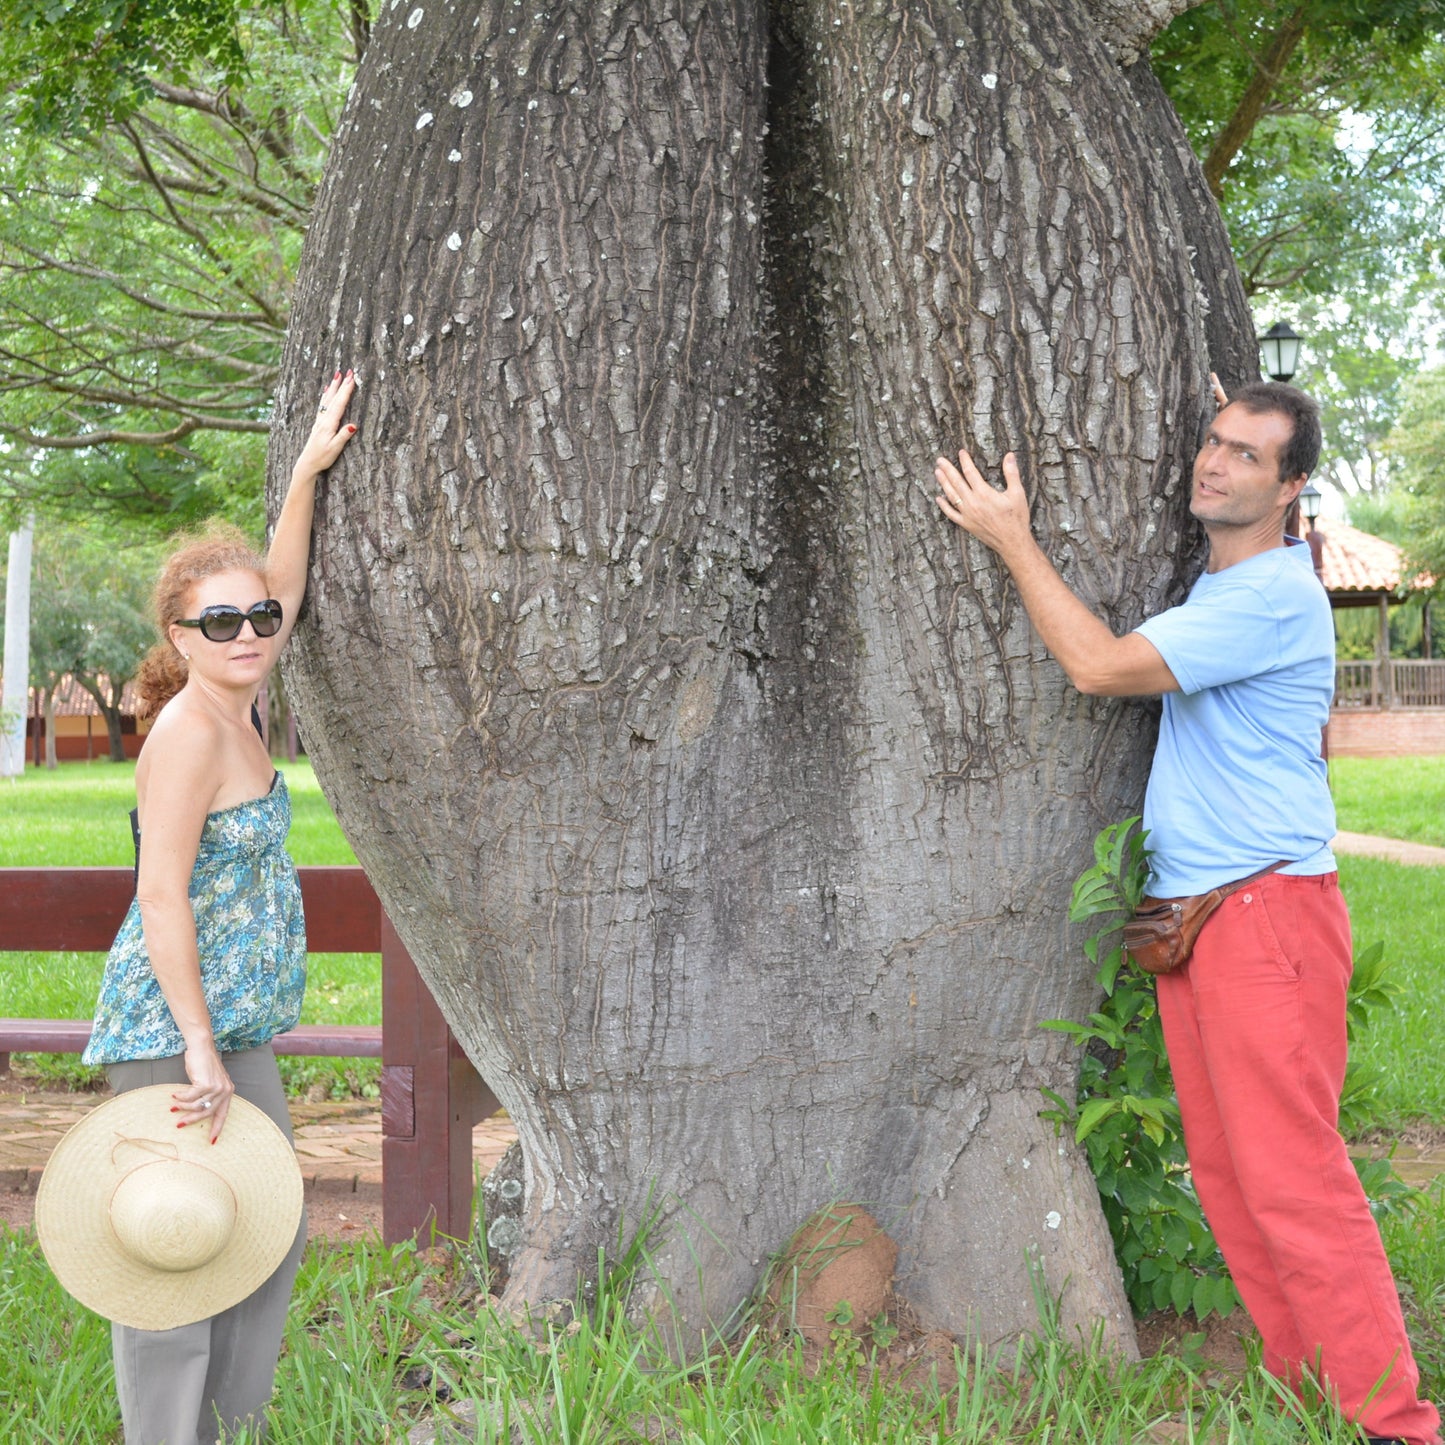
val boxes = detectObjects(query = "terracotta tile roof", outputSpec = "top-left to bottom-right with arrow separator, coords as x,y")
0,674 -> 140,717
1312,522 -> 1432,598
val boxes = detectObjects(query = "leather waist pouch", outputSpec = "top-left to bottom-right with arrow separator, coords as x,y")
1123,862 -> 1288,975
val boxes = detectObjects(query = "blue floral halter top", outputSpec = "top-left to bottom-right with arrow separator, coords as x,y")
84,773 -> 307,1065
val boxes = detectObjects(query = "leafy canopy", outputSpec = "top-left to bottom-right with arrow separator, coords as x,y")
3,1 -> 251,136
1387,367 -> 1445,581
0,2 -> 362,530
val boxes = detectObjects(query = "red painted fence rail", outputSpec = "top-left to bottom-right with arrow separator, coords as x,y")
0,867 -> 497,1244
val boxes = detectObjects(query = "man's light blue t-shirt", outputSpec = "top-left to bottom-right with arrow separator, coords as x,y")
1133,541 -> 1336,896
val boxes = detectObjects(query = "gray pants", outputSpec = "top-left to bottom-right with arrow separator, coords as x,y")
105,1047 -> 307,1445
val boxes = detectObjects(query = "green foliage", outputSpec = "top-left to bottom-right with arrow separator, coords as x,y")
9,522 -> 158,761
1388,367 -> 1445,583
7,1211 -> 1442,1441
1040,818 -> 1241,1322
1286,298 -> 1426,498
1382,1180 -> 1445,1392
1333,593 -> 1443,663
0,2 -> 359,527
1042,817 -> 1411,1322
1154,4 -> 1445,300
1153,5 -> 1445,500
0,0 -> 252,137
26,523 -> 157,689
1345,485 -> 1411,544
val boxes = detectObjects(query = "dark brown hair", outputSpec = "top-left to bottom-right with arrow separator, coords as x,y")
134,524 -> 266,723
1227,381 -> 1322,483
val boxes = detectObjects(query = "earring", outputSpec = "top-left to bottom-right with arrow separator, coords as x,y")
180,651 -> 189,661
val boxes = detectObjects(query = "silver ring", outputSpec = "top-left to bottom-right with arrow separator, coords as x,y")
201,1098 -> 211,1109
318,404 -> 329,414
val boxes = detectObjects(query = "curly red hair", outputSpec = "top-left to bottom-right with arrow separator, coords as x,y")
134,524 -> 266,723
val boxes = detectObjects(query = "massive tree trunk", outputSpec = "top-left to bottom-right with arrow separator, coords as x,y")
271,0 -> 1237,1350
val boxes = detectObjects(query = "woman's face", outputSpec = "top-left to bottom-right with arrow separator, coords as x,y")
167,568 -> 279,693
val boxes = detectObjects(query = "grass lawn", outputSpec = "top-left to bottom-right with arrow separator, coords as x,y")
7,1195 -> 1445,1444
1340,853 -> 1445,1123
0,757 -> 378,1096
1330,754 -> 1445,847
0,756 -> 357,866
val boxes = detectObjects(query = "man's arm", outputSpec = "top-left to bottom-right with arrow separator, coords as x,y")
933,448 -> 1179,698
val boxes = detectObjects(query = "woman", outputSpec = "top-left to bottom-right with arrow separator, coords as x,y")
81,370 -> 357,1445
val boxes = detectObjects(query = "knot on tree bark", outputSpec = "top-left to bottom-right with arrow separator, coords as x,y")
1082,0 -> 1204,66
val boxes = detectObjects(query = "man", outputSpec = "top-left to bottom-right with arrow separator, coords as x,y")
934,381 -> 1438,1445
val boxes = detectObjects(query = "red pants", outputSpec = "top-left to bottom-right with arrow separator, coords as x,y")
1157,871 -> 1439,1444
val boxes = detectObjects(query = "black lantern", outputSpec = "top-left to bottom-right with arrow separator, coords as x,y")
1299,481 -> 1322,526
1259,321 -> 1302,382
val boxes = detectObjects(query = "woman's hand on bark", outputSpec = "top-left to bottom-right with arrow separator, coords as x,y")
293,369 -> 359,480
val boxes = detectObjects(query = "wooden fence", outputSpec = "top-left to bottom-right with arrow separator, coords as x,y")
0,867 -> 498,1244
1334,660 -> 1445,711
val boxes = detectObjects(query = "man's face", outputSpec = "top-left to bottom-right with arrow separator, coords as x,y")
1190,404 -> 1304,529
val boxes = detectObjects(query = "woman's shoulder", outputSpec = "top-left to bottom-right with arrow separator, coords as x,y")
144,693 -> 231,754
135,697 -> 228,807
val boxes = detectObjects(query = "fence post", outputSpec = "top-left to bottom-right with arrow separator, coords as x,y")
380,913 -> 497,1244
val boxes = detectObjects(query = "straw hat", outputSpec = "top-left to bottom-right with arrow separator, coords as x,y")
35,1085 -> 304,1331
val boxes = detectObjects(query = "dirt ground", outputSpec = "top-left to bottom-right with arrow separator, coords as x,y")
2,1170 -> 387,1243
0,1074 -> 386,1244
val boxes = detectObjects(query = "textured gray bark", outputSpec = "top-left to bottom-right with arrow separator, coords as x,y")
270,0 -> 1245,1351
1081,0 -> 1206,65
1124,58 -> 1262,398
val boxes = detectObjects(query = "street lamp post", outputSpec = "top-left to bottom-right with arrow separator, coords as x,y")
1298,481 -> 1322,530
1296,479 -> 1325,582
1259,321 -> 1302,383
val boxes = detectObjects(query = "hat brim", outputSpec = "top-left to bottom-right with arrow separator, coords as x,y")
35,1084 -> 303,1331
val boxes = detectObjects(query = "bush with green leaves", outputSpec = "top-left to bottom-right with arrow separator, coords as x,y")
1042,818 -> 1407,1322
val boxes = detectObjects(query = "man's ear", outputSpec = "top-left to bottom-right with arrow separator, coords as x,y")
1282,473 -> 1309,508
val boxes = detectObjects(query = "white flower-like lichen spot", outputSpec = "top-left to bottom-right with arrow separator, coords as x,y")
406,6 -> 424,27
447,150 -> 462,163
416,112 -> 434,130
451,87 -> 473,108
1044,1210 -> 1062,1230
982,73 -> 999,90
446,233 -> 462,251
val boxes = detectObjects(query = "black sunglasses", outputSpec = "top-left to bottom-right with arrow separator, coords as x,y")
176,599 -> 284,643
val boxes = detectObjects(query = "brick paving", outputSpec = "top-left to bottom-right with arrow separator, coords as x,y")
0,1087 -> 518,1198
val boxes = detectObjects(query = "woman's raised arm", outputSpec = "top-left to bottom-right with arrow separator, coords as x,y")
267,368 -> 358,650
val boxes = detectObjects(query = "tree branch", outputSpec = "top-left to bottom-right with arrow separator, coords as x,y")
1,420 -> 205,448
3,239 -> 283,328
1203,3 -> 1310,199
117,122 -> 287,327
147,77 -> 313,193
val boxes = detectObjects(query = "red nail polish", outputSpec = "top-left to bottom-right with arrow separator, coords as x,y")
177,1121 -> 186,1129
170,1106 -> 179,1113
348,425 -> 357,433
